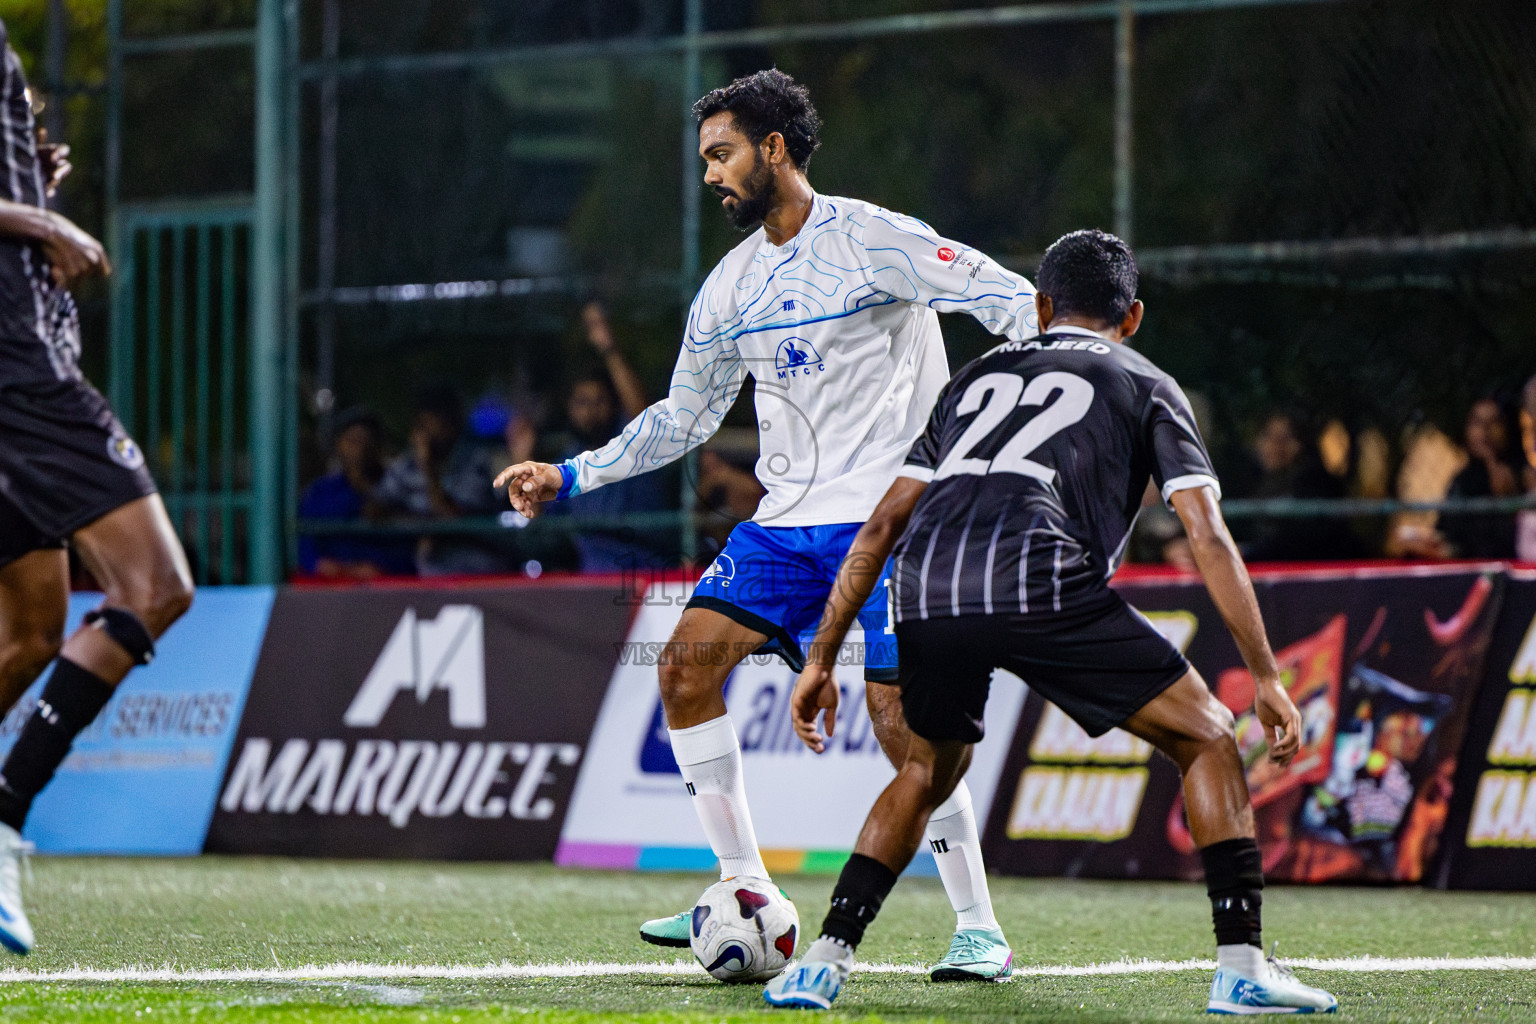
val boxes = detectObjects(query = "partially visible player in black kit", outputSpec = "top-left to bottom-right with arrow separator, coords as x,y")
0,19 -> 193,954
765,230 -> 1337,1013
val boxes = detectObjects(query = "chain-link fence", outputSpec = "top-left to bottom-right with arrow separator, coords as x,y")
23,0 -> 1536,575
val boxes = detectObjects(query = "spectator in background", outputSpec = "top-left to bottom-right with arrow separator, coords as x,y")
695,449 -> 767,555
1519,375 -> 1536,562
549,303 -> 673,572
1351,425 -> 1393,501
1386,417 -> 1466,559
1441,392 -> 1523,558
376,384 -> 508,576
470,392 -> 539,471
296,408 -> 416,579
1242,410 -> 1360,561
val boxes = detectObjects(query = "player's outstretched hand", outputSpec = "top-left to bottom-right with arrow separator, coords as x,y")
37,141 -> 72,196
1254,677 -> 1302,766
790,664 -> 839,753
41,211 -> 109,287
494,461 -> 563,518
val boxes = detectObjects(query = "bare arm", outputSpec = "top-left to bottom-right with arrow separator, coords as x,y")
0,199 -> 54,243
791,476 -> 928,752
0,199 -> 109,287
584,302 -> 648,420
1170,485 -> 1301,764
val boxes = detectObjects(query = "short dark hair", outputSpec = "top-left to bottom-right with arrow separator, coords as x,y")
693,69 -> 822,169
1037,229 -> 1138,325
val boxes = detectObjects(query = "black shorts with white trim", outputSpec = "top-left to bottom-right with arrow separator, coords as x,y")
895,586 -> 1188,744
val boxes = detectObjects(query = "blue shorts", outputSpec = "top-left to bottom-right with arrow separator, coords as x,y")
687,521 -> 899,682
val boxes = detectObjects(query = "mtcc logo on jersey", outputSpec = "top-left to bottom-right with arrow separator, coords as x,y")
345,605 -> 486,728
701,553 -> 736,586
774,337 -> 825,380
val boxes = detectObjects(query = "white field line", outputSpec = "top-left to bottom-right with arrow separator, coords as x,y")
0,955 -> 1532,984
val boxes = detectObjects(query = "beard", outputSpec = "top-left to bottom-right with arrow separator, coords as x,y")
716,153 -> 777,232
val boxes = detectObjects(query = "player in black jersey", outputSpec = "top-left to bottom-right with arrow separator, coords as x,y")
764,230 -> 1337,1013
0,18 -> 193,954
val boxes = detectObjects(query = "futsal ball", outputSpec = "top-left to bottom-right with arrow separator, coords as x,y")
689,876 -> 799,983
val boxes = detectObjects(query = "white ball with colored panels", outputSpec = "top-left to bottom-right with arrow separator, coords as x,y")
689,876 -> 799,983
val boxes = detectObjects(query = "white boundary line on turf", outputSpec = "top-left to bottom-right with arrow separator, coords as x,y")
0,955 -> 1533,983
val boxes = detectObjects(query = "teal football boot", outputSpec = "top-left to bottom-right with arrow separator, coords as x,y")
639,909 -> 693,948
929,926 -> 1013,982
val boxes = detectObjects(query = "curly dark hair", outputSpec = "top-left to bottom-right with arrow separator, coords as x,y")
1037,229 -> 1139,325
692,69 -> 823,169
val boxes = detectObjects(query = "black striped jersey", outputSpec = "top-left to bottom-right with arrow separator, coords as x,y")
891,325 -> 1218,622
0,19 -> 80,385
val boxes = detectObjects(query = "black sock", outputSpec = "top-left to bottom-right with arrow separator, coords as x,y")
0,659 -> 114,831
818,853 -> 898,952
1200,836 -> 1264,948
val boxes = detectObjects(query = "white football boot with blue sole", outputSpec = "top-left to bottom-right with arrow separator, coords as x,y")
0,823 -> 33,955
763,958 -> 848,1010
928,926 -> 1014,982
1208,954 -> 1337,1014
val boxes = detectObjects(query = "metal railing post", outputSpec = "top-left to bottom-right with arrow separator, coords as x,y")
105,0 -> 128,419
1113,0 -> 1134,244
250,0 -> 286,584
678,0 -> 703,566
283,0 -> 302,577
315,0 -> 341,428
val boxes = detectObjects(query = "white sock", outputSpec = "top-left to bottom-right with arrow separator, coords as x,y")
925,781 -> 1000,932
1218,943 -> 1265,977
805,935 -> 855,971
669,715 -> 770,882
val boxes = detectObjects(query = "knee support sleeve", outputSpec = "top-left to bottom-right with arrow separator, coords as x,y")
84,607 -> 156,666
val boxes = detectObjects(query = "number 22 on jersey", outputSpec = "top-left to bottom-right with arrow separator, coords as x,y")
932,371 -> 1095,484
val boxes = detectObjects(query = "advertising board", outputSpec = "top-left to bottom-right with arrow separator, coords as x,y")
983,567 -> 1502,883
0,587 -> 273,855
205,582 -> 629,859
557,581 -> 1029,875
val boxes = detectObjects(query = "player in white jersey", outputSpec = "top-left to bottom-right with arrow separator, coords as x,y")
498,69 -> 1037,980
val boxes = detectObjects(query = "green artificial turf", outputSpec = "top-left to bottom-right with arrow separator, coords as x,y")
0,857 -> 1528,1022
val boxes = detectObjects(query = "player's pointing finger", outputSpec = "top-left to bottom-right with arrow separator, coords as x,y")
493,463 -> 528,489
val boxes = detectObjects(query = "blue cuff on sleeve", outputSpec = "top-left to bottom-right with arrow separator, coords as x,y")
556,462 -> 578,501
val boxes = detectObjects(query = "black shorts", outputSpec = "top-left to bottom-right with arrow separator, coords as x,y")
0,378 -> 156,570
895,588 -> 1189,744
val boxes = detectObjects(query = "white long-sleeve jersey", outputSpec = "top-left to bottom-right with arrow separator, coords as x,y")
560,193 -> 1039,527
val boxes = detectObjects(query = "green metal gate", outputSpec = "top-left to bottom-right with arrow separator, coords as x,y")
105,0 -> 292,585
108,202 -> 254,585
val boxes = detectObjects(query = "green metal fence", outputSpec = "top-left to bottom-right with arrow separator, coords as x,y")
97,1 -> 1534,577
108,201 -> 254,585
105,0 -> 290,584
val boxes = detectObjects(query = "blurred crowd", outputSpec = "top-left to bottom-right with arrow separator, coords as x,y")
296,321 -> 1536,580
1137,375 -> 1536,569
296,303 -> 765,580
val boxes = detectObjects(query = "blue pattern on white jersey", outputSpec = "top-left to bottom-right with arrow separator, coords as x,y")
566,193 -> 1038,527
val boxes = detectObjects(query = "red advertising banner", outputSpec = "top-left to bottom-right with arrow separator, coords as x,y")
982,566 -> 1504,883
